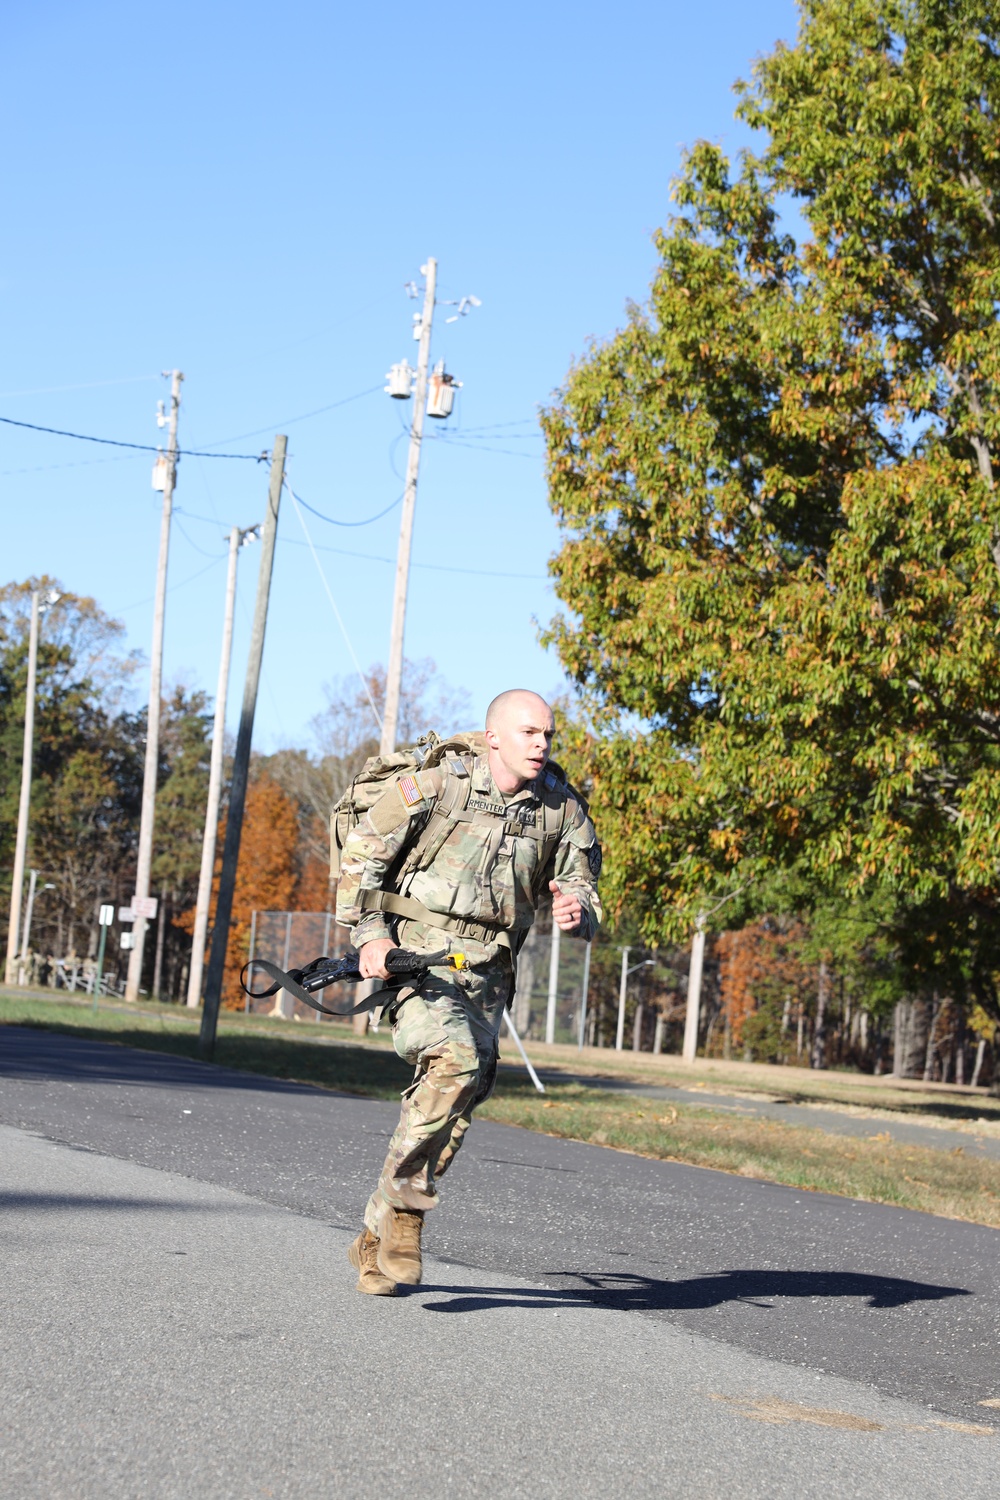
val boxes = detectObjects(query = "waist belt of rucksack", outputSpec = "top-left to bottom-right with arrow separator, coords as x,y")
359,890 -> 513,951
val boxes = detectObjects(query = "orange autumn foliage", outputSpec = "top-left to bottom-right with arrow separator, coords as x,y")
178,773 -> 331,1009
717,920 -> 808,1048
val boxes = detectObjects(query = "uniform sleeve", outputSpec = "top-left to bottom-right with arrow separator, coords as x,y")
335,770 -> 440,947
551,797 -> 603,941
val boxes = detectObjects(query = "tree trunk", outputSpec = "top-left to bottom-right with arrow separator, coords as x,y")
893,998 -> 931,1079
923,994 -> 942,1081
811,960 -> 830,1070
632,1001 -> 644,1052
152,894 -> 167,1002
972,1038 -> 987,1088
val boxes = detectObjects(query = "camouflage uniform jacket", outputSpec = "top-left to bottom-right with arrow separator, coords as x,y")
336,753 -> 602,965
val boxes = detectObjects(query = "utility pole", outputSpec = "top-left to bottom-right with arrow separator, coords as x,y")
19,869 -> 39,968
5,589 -> 40,985
187,525 -> 250,1008
617,950 -> 654,1051
126,369 -> 183,1002
578,939 -> 592,1050
380,258 -> 437,756
616,947 -> 630,1051
682,922 -> 706,1063
200,437 -> 286,1057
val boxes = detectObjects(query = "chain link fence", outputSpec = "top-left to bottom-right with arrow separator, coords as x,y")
245,910 -> 352,1021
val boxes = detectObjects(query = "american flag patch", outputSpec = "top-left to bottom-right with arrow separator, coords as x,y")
398,774 -> 424,809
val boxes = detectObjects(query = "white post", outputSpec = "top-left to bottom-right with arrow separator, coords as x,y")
281,911 -> 293,1020
187,524 -> 242,1007
616,946 -> 630,1051
245,909 -> 257,1014
682,923 -> 706,1063
19,868 -> 38,964
5,589 -> 40,984
319,911 -> 331,1022
545,919 -> 561,1044
578,939 -> 592,1049
380,259 -> 437,756
127,369 -> 183,1002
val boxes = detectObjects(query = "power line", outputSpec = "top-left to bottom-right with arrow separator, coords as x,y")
116,553 -> 226,613
197,383 -> 385,448
278,533 -> 547,580
425,433 -> 538,459
0,374 -> 160,399
174,514 -> 228,559
0,414 -> 268,460
289,483 -> 403,528
1,452 -> 140,477
284,479 -> 383,733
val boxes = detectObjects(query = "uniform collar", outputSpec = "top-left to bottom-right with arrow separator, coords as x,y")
473,754 -> 539,805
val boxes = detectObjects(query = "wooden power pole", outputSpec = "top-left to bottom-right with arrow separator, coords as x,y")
186,524 -> 246,1008
4,589 -> 40,984
380,258 -> 437,756
126,369 -> 183,1002
200,438 -> 286,1057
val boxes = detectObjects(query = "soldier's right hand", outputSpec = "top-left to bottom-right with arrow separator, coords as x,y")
358,938 -> 399,980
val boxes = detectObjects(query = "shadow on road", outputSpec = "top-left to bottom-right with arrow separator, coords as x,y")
0,1190 -> 261,1214
0,1023 -> 410,1098
417,1268 -> 970,1314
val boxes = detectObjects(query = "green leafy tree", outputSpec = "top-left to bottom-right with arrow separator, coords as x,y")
544,0 -> 1000,1023
0,579 -> 143,955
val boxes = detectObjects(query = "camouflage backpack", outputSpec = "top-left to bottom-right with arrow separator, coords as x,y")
329,729 -> 574,894
329,731 -> 489,880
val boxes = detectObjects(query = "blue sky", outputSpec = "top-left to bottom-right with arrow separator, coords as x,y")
2,0 -> 798,751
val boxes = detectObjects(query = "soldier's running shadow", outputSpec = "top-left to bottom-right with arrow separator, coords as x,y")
414,1268 -> 970,1314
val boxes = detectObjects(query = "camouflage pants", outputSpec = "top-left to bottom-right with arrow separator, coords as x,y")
364,960 -> 510,1234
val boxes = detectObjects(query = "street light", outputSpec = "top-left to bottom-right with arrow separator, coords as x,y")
20,871 -> 55,967
5,586 -> 60,984
616,948 -> 655,1051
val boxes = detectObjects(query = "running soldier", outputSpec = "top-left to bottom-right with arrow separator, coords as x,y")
337,688 -> 602,1294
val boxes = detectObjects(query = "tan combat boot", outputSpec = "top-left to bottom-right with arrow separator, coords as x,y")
375,1207 -> 424,1285
348,1229 -> 397,1296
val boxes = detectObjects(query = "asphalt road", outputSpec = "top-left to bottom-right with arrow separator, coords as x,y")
3,1025 -> 1000,1498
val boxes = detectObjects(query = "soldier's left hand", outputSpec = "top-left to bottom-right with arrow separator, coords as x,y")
550,880 -> 582,933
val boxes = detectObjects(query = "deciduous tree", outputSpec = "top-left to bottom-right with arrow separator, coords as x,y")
544,0 -> 1000,1022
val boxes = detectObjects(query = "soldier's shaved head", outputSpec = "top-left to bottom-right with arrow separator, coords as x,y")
485,688 -> 552,730
484,690 -> 555,793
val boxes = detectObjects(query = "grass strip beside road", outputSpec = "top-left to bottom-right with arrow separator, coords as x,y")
3,992 -> 1000,1230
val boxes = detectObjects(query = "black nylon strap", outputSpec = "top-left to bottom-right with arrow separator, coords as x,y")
241,959 -> 379,1017
240,947 -> 452,1018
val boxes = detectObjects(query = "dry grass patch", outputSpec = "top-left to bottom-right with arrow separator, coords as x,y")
478,1083 -> 1000,1228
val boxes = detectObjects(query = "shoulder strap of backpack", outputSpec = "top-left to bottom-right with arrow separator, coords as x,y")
397,752 -> 475,880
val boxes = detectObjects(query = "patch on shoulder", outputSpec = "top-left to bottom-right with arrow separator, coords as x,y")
588,843 -> 602,879
398,774 -> 425,809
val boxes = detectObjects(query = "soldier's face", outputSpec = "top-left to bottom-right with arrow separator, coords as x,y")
486,699 -> 555,788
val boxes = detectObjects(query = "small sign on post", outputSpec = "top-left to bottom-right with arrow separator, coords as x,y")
132,896 -> 158,920
118,906 -> 135,923
99,904 -> 114,927
120,932 -> 135,950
